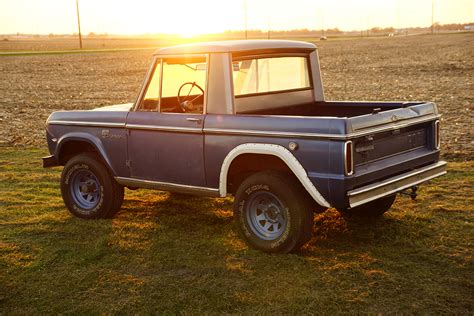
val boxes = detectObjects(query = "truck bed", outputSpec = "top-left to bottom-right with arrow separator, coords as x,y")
238,101 -> 425,117
206,100 -> 441,209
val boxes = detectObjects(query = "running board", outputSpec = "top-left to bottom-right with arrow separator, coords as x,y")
115,177 -> 220,197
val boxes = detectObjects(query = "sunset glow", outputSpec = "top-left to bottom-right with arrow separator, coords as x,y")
0,0 -> 472,35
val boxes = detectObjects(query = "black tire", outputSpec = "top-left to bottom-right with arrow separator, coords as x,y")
107,183 -> 124,218
234,171 -> 313,253
338,194 -> 396,219
60,153 -> 124,219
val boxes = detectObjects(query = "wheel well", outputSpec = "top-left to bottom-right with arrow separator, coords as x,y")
226,153 -> 326,212
226,154 -> 294,195
58,140 -> 97,165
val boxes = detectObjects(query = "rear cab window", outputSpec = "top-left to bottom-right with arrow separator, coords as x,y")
232,56 -> 311,97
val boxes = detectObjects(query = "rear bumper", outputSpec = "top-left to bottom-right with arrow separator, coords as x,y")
42,155 -> 59,168
347,161 -> 447,208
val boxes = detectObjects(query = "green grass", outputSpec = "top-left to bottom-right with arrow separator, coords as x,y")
1,148 -> 473,314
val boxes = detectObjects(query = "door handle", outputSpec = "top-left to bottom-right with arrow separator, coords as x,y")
186,117 -> 202,123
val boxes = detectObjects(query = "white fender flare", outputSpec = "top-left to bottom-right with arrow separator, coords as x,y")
219,143 -> 331,208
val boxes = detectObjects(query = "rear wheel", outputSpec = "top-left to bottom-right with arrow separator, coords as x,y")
338,194 -> 396,219
234,171 -> 313,253
61,153 -> 124,219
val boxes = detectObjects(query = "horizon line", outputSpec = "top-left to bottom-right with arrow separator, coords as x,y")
2,22 -> 473,37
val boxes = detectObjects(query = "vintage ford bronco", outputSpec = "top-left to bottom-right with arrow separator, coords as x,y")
43,40 -> 446,253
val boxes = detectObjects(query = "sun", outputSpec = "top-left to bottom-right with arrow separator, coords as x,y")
172,22 -> 216,39
144,1 -> 228,37
176,29 -> 204,39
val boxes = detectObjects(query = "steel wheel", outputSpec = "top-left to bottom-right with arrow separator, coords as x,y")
61,153 -> 124,219
234,171 -> 314,253
246,192 -> 288,241
70,170 -> 101,210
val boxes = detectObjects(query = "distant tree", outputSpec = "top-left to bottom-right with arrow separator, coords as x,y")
326,28 -> 342,35
431,22 -> 440,32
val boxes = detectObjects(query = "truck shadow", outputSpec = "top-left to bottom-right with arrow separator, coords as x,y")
128,192 -> 434,256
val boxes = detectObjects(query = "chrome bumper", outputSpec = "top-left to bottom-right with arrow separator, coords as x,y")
348,161 -> 447,208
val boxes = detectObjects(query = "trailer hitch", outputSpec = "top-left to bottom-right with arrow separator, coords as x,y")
400,186 -> 418,200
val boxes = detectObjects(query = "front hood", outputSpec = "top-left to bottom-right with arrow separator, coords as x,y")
91,103 -> 134,112
47,103 -> 132,126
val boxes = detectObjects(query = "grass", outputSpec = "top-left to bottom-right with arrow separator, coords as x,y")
1,148 -> 473,314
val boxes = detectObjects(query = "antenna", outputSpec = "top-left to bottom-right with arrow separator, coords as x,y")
76,0 -> 83,49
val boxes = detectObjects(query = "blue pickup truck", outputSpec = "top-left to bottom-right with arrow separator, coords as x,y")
43,40 -> 446,253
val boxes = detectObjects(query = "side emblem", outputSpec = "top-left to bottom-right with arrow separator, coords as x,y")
101,129 -> 124,139
391,115 -> 400,122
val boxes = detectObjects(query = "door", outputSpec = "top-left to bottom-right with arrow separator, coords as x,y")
126,55 -> 208,187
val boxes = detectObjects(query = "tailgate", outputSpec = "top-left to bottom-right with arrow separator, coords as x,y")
346,102 -> 440,166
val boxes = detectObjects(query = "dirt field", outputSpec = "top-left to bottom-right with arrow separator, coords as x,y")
0,33 -> 472,160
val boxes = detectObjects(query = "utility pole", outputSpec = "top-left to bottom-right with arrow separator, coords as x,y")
397,0 -> 400,33
321,10 -> 325,37
367,15 -> 370,37
244,0 -> 248,39
267,14 -> 271,39
431,0 -> 435,34
76,0 -> 83,49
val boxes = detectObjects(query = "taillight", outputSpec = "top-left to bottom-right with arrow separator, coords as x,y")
344,140 -> 354,176
434,120 -> 440,149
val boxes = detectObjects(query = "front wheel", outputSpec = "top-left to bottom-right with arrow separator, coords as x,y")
60,153 -> 124,219
233,171 -> 313,253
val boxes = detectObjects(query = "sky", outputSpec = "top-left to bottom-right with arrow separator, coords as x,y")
0,0 -> 472,36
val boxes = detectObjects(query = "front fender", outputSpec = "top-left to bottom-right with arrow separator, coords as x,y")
55,132 -> 116,175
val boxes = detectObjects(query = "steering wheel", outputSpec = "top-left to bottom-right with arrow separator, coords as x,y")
177,82 -> 204,112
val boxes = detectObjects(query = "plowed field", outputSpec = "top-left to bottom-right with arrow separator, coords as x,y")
0,33 -> 472,159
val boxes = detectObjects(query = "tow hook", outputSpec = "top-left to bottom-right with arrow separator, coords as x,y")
400,186 -> 418,200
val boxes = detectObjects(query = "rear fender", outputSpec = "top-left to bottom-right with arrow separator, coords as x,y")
219,143 -> 331,208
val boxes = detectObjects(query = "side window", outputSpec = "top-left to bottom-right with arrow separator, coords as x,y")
138,56 -> 207,113
232,56 -> 311,96
140,60 -> 161,111
161,57 -> 207,114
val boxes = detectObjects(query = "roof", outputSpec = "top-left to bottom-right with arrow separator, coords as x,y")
153,40 -> 316,56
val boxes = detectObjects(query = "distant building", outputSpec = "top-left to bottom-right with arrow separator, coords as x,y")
464,26 -> 474,31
